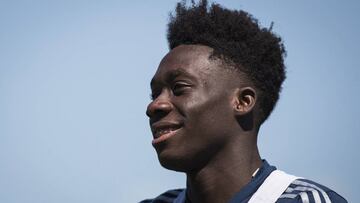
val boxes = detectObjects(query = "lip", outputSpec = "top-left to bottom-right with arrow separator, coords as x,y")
151,122 -> 183,145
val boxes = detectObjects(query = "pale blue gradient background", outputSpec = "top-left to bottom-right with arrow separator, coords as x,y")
0,0 -> 359,202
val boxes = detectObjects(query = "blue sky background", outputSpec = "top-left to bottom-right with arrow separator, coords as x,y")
0,0 -> 359,202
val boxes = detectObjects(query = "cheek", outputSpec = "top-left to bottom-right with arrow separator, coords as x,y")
182,93 -> 234,139
158,96 -> 234,171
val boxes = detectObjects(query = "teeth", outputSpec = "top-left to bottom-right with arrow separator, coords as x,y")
155,128 -> 177,137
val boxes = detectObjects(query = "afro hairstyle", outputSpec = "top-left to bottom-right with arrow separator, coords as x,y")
167,0 -> 286,125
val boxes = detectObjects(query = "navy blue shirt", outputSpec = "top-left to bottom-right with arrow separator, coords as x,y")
140,160 -> 347,203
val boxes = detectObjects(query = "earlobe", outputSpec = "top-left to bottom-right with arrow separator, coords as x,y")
233,87 -> 256,116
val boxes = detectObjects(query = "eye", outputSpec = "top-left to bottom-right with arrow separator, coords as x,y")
172,81 -> 191,96
150,89 -> 161,100
149,93 -> 155,100
150,92 -> 159,100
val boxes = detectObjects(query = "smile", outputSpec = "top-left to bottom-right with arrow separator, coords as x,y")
151,123 -> 182,145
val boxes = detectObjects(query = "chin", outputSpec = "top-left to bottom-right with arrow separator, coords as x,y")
157,150 -> 195,172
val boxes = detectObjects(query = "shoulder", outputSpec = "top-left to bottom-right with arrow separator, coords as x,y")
276,178 -> 347,203
139,188 -> 185,203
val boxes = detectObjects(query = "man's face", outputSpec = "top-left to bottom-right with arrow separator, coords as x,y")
146,45 -> 241,172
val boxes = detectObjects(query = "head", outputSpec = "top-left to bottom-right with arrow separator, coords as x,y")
146,0 -> 286,172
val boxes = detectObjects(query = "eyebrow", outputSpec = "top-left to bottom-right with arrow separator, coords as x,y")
150,68 -> 197,88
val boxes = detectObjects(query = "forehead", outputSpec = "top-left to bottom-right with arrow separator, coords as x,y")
151,45 -> 216,85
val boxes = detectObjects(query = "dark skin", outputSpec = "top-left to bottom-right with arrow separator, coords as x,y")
146,45 -> 262,203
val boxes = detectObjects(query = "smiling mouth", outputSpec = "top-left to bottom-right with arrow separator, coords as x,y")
152,124 -> 182,145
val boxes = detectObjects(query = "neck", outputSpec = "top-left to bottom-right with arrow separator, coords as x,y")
185,135 -> 262,203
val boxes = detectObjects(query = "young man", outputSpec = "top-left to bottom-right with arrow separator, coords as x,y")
141,1 -> 347,202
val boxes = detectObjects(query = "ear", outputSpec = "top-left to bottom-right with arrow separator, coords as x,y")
233,87 -> 256,116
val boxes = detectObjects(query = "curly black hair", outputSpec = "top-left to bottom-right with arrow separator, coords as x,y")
167,0 -> 286,125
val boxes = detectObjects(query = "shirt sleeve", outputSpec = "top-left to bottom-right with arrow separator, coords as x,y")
276,190 -> 348,203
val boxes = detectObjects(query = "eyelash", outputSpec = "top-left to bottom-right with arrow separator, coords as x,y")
150,93 -> 157,100
150,82 -> 191,100
171,82 -> 189,95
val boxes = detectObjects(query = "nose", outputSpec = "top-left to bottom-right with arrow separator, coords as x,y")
146,96 -> 173,119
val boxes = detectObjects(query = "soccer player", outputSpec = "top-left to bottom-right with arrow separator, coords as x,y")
141,0 -> 347,202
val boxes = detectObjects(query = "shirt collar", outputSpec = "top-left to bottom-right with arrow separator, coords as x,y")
228,159 -> 276,203
182,160 -> 276,203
